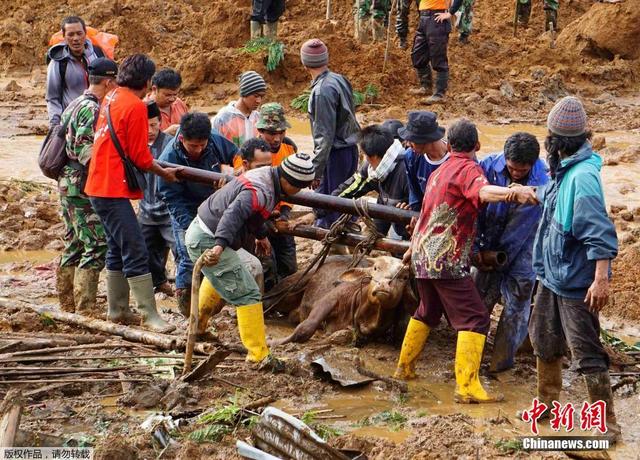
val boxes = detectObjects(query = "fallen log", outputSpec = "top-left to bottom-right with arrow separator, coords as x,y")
0,342 -> 135,361
23,383 -> 74,399
0,389 -> 22,447
181,348 -> 231,382
158,161 -> 418,224
2,332 -> 108,345
0,378 -> 150,384
0,354 -> 203,364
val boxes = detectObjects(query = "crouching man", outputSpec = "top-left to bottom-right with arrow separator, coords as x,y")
185,153 -> 315,368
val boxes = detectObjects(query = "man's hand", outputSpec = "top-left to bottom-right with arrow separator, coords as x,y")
256,238 -> 272,257
161,166 -> 182,183
585,277 -> 609,313
514,186 -> 539,205
215,177 -> 227,189
406,216 -> 417,236
164,124 -> 180,137
396,202 -> 412,210
434,11 -> 452,22
202,245 -> 224,267
402,247 -> 412,266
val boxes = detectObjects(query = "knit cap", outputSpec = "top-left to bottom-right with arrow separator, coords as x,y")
278,153 -> 315,189
300,39 -> 329,68
547,96 -> 587,137
239,71 -> 267,97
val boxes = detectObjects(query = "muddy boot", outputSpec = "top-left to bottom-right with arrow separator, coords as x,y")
56,265 -> 76,313
454,331 -> 504,403
106,270 -> 136,324
74,268 -> 101,315
517,357 -> 562,420
516,0 -> 531,26
250,20 -> 262,39
458,33 -> 469,44
263,21 -> 278,39
409,68 -> 433,95
545,9 -> 557,32
128,273 -> 176,333
424,71 -> 448,104
584,371 -> 622,444
393,318 -> 430,379
357,16 -> 372,44
197,277 -> 225,338
176,287 -> 191,318
371,17 -> 385,42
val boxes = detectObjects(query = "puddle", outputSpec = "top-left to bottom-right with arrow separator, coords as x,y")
0,250 -> 58,265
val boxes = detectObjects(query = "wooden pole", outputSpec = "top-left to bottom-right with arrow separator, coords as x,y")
0,389 -> 22,447
183,255 -> 204,375
383,0 -> 397,73
326,0 -> 332,19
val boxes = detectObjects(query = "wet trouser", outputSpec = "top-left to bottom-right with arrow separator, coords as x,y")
358,0 -> 391,20
396,0 -> 420,41
139,221 -> 176,288
251,0 -> 286,23
171,219 -> 193,290
315,145 -> 359,229
185,217 -> 262,306
529,284 -> 609,373
413,277 -> 490,334
59,193 -> 107,270
519,0 -> 558,11
268,232 -> 297,280
457,0 -> 474,37
90,197 -> 149,278
475,270 -> 534,371
412,11 -> 451,74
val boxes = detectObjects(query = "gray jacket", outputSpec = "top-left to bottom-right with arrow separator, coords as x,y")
308,70 -> 360,179
198,167 -> 283,250
139,132 -> 173,226
46,40 -> 102,125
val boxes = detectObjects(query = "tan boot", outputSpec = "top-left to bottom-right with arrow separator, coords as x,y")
584,371 -> 622,444
56,265 -> 76,313
371,17 -> 385,42
250,20 -> 262,39
263,21 -> 278,39
537,357 -> 563,415
74,268 -> 101,315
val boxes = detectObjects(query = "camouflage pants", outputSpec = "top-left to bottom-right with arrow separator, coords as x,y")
396,0 -> 420,40
358,0 -> 391,20
519,0 -> 559,11
457,0 -> 475,36
60,194 -> 107,270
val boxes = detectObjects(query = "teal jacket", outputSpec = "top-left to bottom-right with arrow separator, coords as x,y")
532,142 -> 617,299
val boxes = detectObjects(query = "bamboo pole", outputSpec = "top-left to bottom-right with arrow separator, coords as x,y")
0,390 -> 22,447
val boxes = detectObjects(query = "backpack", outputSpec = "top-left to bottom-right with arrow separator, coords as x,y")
38,99 -> 84,180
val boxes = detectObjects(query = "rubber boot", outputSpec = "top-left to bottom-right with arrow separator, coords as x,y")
398,36 -> 408,49
371,17 -> 385,42
545,9 -> 557,32
409,68 -> 433,95
56,265 -> 76,313
263,21 -> 278,39
250,20 -> 262,39
197,277 -> 225,337
74,268 -> 100,315
106,270 -> 136,324
516,1 -> 531,26
516,357 -> 562,420
584,371 -> 622,444
454,331 -> 504,403
128,273 -> 176,333
425,71 -> 448,104
176,287 -> 191,318
393,318 -> 430,379
357,16 -> 372,44
458,33 -> 469,44
236,303 -> 271,363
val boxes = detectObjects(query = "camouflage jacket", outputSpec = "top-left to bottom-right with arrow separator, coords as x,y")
58,92 -> 100,198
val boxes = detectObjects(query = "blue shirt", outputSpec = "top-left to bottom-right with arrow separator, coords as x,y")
404,146 -> 449,211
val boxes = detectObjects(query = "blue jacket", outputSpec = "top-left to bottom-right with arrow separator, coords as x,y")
476,153 -> 549,279
157,129 -> 237,229
404,147 -> 449,211
532,143 -> 618,299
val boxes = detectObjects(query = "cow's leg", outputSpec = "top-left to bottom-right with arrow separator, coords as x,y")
276,290 -> 343,344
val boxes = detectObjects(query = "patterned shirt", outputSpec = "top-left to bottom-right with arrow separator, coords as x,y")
411,152 -> 489,279
58,92 -> 100,197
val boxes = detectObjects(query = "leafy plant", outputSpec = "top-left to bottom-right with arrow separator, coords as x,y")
601,329 -> 640,353
314,423 -> 344,441
188,424 -> 231,443
188,393 -> 255,444
354,84 -> 380,106
241,38 -> 285,72
291,90 -> 311,113
495,438 -> 524,453
39,313 -> 56,327
375,410 -> 407,431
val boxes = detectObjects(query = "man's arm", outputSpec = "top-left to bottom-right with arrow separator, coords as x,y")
45,61 -> 63,125
310,90 -> 338,180
333,164 -> 375,199
478,185 -> 538,205
585,259 -> 611,312
213,190 -> 256,249
74,105 -> 97,166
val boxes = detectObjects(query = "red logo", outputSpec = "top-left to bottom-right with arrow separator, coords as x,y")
580,400 -> 607,434
550,401 -> 575,432
521,398 -> 548,435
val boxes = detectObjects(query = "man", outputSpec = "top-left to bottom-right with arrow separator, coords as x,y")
138,101 -> 175,297
85,54 -> 180,333
320,124 -> 409,240
158,112 -> 237,317
56,58 -> 117,315
473,132 -> 549,373
145,69 -> 189,136
239,138 -> 274,173
300,39 -> 360,228
516,0 -> 558,31
400,111 -> 449,211
529,97 -> 620,441
393,119 -> 538,405
185,153 -> 316,367
250,0 -> 285,38
212,71 -> 266,164
46,16 -> 104,125
457,0 -> 474,44
410,0 -> 463,103
256,103 -> 299,284
356,0 -> 391,43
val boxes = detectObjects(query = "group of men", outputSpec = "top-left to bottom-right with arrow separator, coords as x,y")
46,15 -> 620,442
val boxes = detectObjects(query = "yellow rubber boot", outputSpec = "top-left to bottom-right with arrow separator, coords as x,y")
393,318 -> 430,380
236,303 -> 270,363
197,277 -> 224,335
454,331 -> 504,403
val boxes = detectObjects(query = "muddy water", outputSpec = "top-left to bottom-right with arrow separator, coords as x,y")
0,249 -> 58,265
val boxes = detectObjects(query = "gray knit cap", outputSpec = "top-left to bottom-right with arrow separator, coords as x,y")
547,96 -> 587,137
239,71 -> 267,97
300,39 -> 329,68
278,153 -> 315,189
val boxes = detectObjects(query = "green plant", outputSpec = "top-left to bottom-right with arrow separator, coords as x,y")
241,38 -> 285,72
601,329 -> 640,353
495,439 -> 524,453
375,410 -> 407,431
188,424 -> 231,443
314,423 -> 344,441
39,313 -> 56,327
291,90 -> 311,113
354,84 -> 380,106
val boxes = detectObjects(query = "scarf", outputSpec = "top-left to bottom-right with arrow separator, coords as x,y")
368,139 -> 404,182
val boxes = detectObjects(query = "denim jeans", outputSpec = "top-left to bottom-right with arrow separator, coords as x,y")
90,197 -> 149,278
171,220 -> 193,290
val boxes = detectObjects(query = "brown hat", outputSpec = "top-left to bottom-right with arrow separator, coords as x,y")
300,39 -> 329,68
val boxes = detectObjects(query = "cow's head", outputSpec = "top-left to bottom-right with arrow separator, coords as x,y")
338,256 -> 415,337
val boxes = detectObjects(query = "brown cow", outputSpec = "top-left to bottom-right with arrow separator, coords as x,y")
271,255 -> 418,345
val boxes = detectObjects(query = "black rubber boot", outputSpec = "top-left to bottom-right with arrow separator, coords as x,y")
399,36 -> 408,49
409,68 -> 433,95
458,33 -> 469,44
425,71 -> 448,104
517,1 -> 531,26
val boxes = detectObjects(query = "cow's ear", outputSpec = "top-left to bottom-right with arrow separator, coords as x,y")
337,268 -> 371,283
